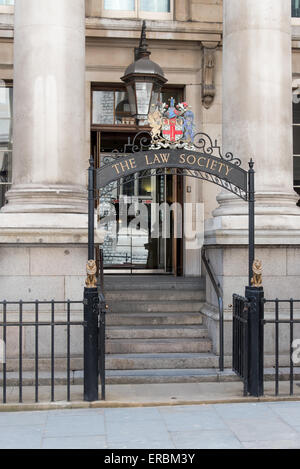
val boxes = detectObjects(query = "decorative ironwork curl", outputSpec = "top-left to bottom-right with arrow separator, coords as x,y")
108,130 -> 243,166
124,131 -> 152,153
192,132 -> 242,166
100,130 -> 242,168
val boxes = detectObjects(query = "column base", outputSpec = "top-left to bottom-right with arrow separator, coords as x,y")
206,191 -> 300,245
0,213 -> 104,244
203,190 -> 300,355
2,185 -> 88,214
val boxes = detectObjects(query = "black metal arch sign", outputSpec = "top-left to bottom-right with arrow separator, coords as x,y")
96,149 -> 248,199
91,132 -> 255,286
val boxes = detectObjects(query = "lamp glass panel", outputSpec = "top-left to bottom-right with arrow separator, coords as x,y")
125,84 -> 137,116
136,82 -> 153,116
149,88 -> 160,112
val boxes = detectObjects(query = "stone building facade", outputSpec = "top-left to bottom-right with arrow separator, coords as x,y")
0,0 -> 300,367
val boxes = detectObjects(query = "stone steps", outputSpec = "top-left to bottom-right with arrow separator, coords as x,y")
106,290 -> 205,301
102,275 -> 214,383
106,312 -> 203,326
106,338 -> 212,354
2,368 -> 300,386
104,275 -> 205,291
106,352 -> 219,370
104,368 -> 236,384
0,369 -> 236,386
106,325 -> 208,339
107,300 -> 203,313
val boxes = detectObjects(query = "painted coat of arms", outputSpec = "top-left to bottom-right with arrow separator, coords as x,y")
148,97 -> 195,149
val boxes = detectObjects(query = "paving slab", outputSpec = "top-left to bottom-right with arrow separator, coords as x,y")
0,402 -> 299,449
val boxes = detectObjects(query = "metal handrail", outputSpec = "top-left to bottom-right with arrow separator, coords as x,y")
201,246 -> 224,372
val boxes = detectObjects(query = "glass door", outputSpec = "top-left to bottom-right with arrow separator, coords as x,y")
93,131 -> 178,273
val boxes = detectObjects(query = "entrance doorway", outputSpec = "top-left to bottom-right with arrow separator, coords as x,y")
91,130 -> 183,275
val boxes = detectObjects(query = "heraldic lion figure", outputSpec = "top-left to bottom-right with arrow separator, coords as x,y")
148,109 -> 162,139
86,259 -> 97,288
251,259 -> 262,287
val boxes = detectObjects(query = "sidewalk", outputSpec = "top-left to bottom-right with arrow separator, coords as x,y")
0,400 -> 300,449
1,380 -> 300,411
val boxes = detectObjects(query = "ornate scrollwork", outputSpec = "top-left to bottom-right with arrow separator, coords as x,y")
107,129 -> 242,167
193,132 -> 242,166
124,131 -> 152,153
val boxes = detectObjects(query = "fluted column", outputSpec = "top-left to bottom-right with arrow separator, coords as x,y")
214,0 -> 299,221
3,0 -> 87,213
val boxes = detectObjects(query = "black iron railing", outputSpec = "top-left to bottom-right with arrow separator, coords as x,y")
232,294 -> 250,396
263,299 -> 300,397
0,300 -> 86,404
201,247 -> 224,371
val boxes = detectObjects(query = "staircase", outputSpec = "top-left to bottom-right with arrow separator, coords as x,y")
104,275 -> 221,384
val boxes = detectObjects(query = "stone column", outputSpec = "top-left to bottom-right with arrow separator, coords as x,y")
203,0 -> 300,359
3,0 -> 87,213
0,0 -> 105,306
214,0 -> 299,221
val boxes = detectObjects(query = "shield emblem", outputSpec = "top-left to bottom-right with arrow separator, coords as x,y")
162,117 -> 183,143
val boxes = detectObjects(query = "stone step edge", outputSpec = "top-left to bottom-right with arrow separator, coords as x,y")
1,368 -> 299,386
107,300 -> 205,304
106,338 -> 211,344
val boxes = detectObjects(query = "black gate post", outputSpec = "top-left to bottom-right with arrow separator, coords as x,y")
84,156 -> 99,402
98,291 -> 106,401
248,160 -> 255,286
84,287 -> 99,402
245,286 -> 264,397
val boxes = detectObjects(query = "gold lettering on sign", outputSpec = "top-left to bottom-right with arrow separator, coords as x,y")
197,157 -> 206,167
119,160 -> 131,173
112,163 -> 121,175
145,153 -> 170,166
225,166 -> 233,176
160,153 -> 170,163
218,162 -> 225,173
112,158 -> 136,175
187,155 -> 196,165
210,160 -> 218,171
112,153 -> 236,182
129,158 -> 137,170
